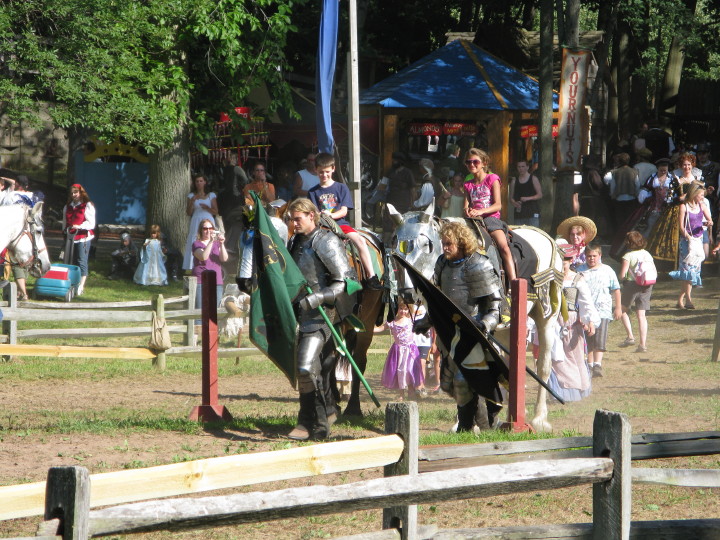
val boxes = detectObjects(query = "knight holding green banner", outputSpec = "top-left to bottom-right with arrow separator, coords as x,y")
246,194 -> 360,441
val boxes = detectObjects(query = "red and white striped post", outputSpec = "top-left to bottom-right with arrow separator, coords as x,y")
189,270 -> 233,422
501,278 -> 533,432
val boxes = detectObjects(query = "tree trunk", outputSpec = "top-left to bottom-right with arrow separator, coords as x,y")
615,20 -> 631,139
458,0 -> 474,31
148,127 -> 191,252
538,0 -> 554,231
66,128 -> 91,188
589,0 -> 619,162
554,0 -> 565,45
659,0 -> 697,121
659,35 -> 685,119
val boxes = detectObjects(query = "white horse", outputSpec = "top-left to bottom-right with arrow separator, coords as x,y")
1,203 -> 52,279
388,201 -> 563,432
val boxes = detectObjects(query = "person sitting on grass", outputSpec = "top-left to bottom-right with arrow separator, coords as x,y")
108,231 -> 138,281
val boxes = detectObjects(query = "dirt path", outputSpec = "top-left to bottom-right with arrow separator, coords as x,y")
1,270 -> 719,538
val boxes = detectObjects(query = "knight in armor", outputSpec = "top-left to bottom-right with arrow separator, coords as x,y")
286,198 -> 358,440
431,221 -> 504,431
109,232 -> 139,280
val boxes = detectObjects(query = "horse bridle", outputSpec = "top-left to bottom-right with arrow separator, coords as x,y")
3,208 -> 46,274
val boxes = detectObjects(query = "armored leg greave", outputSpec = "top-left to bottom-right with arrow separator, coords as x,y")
296,330 -> 326,394
456,395 -> 479,432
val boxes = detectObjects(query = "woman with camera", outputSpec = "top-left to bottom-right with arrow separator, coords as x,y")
192,219 -> 227,318
183,175 -> 218,271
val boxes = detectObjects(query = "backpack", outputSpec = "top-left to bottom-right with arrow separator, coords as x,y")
633,258 -> 657,286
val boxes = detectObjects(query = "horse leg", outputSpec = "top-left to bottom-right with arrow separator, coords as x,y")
343,289 -> 384,417
530,316 -> 554,432
343,329 -> 367,417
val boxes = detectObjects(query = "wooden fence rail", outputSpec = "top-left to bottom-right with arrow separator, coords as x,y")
0,435 -> 404,521
0,406 -> 632,540
0,277 -> 258,362
2,406 -> 719,539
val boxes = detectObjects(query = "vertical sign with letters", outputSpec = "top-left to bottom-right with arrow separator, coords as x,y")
557,48 -> 591,172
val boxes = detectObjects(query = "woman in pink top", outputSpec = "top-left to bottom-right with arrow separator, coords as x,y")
192,218 -> 228,316
462,148 -> 516,282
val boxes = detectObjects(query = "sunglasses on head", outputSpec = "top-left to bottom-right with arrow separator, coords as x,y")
465,159 -> 482,167
202,226 -> 214,230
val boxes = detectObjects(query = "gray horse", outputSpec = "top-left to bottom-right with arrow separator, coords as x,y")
388,201 -> 563,432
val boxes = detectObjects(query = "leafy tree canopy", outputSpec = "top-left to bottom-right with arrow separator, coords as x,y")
0,0 -> 299,150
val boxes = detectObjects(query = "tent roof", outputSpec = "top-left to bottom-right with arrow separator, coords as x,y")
360,39 -> 557,111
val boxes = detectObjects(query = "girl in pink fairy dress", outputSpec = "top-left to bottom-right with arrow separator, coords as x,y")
379,299 -> 424,400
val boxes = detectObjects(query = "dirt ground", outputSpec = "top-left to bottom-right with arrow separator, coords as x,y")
1,264 -> 720,538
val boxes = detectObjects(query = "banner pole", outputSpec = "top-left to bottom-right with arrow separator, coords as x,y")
305,285 -> 381,408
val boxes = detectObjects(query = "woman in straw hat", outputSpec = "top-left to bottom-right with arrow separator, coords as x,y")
556,216 -> 597,270
545,241 -> 600,401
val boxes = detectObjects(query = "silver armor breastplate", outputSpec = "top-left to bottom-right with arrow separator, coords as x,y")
435,252 -> 501,318
290,227 -> 356,331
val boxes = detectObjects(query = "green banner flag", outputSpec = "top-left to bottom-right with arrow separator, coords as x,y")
248,193 -> 306,387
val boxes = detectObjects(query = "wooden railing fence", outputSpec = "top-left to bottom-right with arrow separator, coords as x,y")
0,277 -> 263,367
2,405 -> 718,540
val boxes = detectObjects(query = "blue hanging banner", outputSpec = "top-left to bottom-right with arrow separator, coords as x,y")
316,0 -> 338,154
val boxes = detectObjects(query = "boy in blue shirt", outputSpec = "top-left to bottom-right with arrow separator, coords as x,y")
308,152 -> 382,290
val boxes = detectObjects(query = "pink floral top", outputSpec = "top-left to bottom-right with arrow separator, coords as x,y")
464,174 -> 501,218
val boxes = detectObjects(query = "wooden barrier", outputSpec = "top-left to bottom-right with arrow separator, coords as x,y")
7,407 -> 720,540
0,435 -> 405,521
1,276 -> 388,362
0,277 -> 237,362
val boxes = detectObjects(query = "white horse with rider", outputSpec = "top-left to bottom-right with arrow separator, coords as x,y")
389,200 -> 563,432
1,201 -> 52,285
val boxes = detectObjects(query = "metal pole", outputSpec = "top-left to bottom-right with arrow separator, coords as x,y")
305,285 -> 381,407
348,0 -> 362,229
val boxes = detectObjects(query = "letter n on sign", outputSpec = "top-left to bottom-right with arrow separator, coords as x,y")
557,48 -> 591,172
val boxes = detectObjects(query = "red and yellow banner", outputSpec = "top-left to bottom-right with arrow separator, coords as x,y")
520,124 -> 559,139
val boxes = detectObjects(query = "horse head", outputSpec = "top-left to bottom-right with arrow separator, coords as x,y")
25,202 -> 51,277
389,200 -> 441,302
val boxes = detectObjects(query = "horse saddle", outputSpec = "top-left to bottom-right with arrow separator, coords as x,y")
319,213 -> 384,284
464,218 -> 540,294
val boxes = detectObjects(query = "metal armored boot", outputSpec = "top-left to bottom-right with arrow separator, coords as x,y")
456,394 -> 480,432
288,392 -> 316,441
107,260 -> 120,280
312,388 -> 331,440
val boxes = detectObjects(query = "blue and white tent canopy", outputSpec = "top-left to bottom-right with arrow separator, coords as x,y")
360,39 -> 558,111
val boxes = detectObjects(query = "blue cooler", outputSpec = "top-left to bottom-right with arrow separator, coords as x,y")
34,264 -> 82,302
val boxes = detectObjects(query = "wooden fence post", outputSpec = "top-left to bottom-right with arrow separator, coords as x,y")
502,278 -> 532,432
152,294 -> 166,370
711,298 -> 720,362
44,466 -> 90,540
189,270 -> 232,422
6,281 -> 18,345
383,401 -> 418,540
185,276 -> 197,346
592,409 -> 631,540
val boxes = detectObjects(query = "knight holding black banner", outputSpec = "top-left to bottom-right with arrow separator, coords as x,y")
425,221 -> 505,431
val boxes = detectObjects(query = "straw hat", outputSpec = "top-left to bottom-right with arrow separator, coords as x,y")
556,216 -> 597,243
